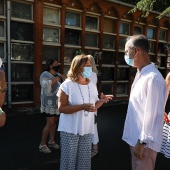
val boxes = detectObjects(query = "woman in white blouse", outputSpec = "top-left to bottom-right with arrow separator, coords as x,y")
57,54 -> 113,170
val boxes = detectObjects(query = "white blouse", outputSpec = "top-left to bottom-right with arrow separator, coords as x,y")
122,63 -> 168,152
57,79 -> 99,136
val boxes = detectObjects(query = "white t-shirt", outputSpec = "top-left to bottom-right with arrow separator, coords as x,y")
57,79 -> 99,135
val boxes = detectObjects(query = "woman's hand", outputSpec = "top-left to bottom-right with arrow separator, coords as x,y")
82,103 -> 97,112
100,93 -> 113,103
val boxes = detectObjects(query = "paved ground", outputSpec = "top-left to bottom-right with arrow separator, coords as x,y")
0,101 -> 170,170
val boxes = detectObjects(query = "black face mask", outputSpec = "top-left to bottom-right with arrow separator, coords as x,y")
52,65 -> 59,72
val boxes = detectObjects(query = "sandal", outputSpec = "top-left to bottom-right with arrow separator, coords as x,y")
91,148 -> 99,158
39,144 -> 51,153
48,141 -> 60,149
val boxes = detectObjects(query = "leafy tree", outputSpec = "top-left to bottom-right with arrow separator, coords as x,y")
119,0 -> 170,18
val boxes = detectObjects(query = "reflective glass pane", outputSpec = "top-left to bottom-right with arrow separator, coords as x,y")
158,42 -> 166,54
43,28 -> 59,43
0,43 -> 4,59
101,67 -> 114,80
65,11 -> 80,27
43,46 -> 59,61
103,35 -> 115,49
120,22 -> 130,35
147,28 -> 155,39
158,30 -> 166,41
86,16 -> 98,30
11,63 -> 33,82
117,68 -> 129,80
149,42 -> 155,53
101,83 -> 113,95
65,29 -> 81,45
134,26 -> 142,35
12,84 -> 33,102
11,43 -> 34,61
0,0 -> 4,15
43,8 -> 59,25
85,33 -> 98,47
104,18 -> 115,33
117,52 -> 126,65
12,1 -> 32,20
11,22 -> 33,41
102,51 -> 114,64
118,37 -> 126,50
116,83 -> 128,95
64,48 -> 77,63
0,21 -> 4,37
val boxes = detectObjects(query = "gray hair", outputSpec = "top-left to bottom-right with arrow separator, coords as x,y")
87,55 -> 98,74
126,35 -> 150,53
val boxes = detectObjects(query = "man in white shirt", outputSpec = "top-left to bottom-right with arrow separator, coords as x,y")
122,35 -> 168,170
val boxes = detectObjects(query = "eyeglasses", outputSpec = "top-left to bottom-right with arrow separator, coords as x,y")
124,46 -> 135,55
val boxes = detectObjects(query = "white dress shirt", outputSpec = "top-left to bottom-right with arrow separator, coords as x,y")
122,63 -> 168,152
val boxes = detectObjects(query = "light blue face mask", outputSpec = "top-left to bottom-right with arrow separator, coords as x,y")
81,67 -> 92,78
124,54 -> 134,67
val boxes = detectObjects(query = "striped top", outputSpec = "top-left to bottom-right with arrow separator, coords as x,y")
122,63 -> 168,152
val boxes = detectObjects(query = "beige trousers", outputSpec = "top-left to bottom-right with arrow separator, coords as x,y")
130,146 -> 157,170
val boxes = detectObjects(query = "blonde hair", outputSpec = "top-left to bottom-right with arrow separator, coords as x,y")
67,54 -> 90,82
87,55 -> 98,74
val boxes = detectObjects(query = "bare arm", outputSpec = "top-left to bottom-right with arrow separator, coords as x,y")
95,93 -> 113,109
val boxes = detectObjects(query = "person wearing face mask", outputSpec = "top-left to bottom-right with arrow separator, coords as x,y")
39,58 -> 65,153
122,35 -> 168,170
57,54 -> 113,170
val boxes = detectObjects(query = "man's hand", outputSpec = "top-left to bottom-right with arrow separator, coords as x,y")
133,141 -> 145,160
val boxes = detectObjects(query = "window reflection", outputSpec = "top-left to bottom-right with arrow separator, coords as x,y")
11,64 -> 33,82
0,43 -> 4,59
11,43 -> 33,61
116,83 -> 127,95
101,67 -> 114,80
158,30 -> 166,41
85,33 -> 98,47
134,26 -> 142,35
11,1 -> 32,20
101,83 -> 113,95
102,51 -> 114,64
0,0 -> 4,15
65,11 -> 80,27
12,84 -> 33,102
147,28 -> 155,39
86,16 -> 98,30
103,35 -> 115,49
11,22 -> 33,41
120,22 -> 130,35
43,27 -> 59,43
65,29 -> 81,45
43,46 -> 59,61
0,21 -> 4,37
43,8 -> 59,24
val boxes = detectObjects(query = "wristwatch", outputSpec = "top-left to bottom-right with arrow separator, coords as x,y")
138,139 -> 146,145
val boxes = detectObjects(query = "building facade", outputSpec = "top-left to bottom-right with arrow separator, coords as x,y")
0,0 -> 170,109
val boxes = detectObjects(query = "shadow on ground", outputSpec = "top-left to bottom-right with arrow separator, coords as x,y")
0,102 -> 170,170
